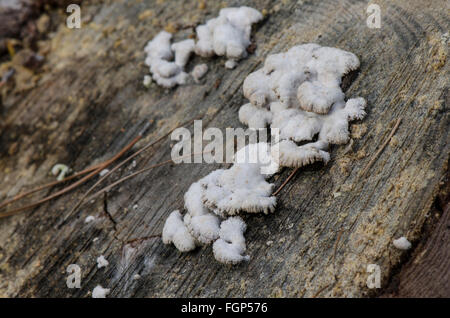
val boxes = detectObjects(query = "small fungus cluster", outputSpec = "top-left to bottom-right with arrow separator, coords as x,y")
239,44 -> 366,168
163,43 -> 366,264
144,32 -> 194,88
163,143 -> 277,264
143,6 -> 262,88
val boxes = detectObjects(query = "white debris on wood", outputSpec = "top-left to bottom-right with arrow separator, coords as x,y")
225,59 -> 238,69
84,215 -> 95,223
195,6 -> 262,60
99,169 -> 110,177
191,63 -> 208,83
96,255 -> 109,268
278,139 -> 330,167
213,217 -> 250,264
441,32 -> 449,45
239,44 -> 366,167
201,143 -> 278,216
393,236 -> 412,250
92,285 -> 110,298
51,163 -> 71,181
162,45 -> 367,264
201,167 -> 275,216
143,75 -> 152,88
171,39 -> 196,67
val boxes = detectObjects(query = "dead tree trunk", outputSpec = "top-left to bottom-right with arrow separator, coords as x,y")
0,0 -> 448,297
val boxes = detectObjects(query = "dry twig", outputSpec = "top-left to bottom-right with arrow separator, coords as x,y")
68,116 -> 200,214
360,117 -> 402,178
272,168 -> 300,196
0,134 -> 142,218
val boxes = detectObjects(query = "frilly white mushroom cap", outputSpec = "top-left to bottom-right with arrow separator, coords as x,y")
144,32 -> 193,88
144,30 -> 173,60
161,44 -> 368,265
195,6 -> 262,60
242,44 -> 361,112
184,182 -> 220,244
162,143 -> 277,263
297,81 -> 344,114
201,164 -> 276,216
239,44 -> 366,167
184,212 -> 220,245
144,6 -> 261,88
213,217 -> 250,264
199,143 -> 278,217
243,43 -> 321,108
271,98 -> 366,145
239,103 -> 273,129
233,141 -> 279,176
162,210 -> 196,252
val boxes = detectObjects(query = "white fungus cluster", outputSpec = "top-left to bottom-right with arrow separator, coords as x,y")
163,45 -> 367,264
162,210 -> 196,252
163,143 -> 277,264
195,6 -> 262,62
239,44 -> 366,167
143,6 -> 262,88
144,31 -> 194,88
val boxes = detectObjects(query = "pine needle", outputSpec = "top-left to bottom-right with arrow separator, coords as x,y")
68,116 -> 201,214
0,116 -> 201,218
0,134 -> 143,218
272,167 -> 299,196
0,162 -> 105,210
360,117 -> 402,178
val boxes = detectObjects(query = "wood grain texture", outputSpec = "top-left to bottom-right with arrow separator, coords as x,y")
382,203 -> 450,297
0,0 -> 448,297
381,174 -> 450,298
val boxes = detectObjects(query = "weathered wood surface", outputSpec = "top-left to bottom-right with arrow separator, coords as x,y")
381,180 -> 449,298
0,0 -> 448,297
